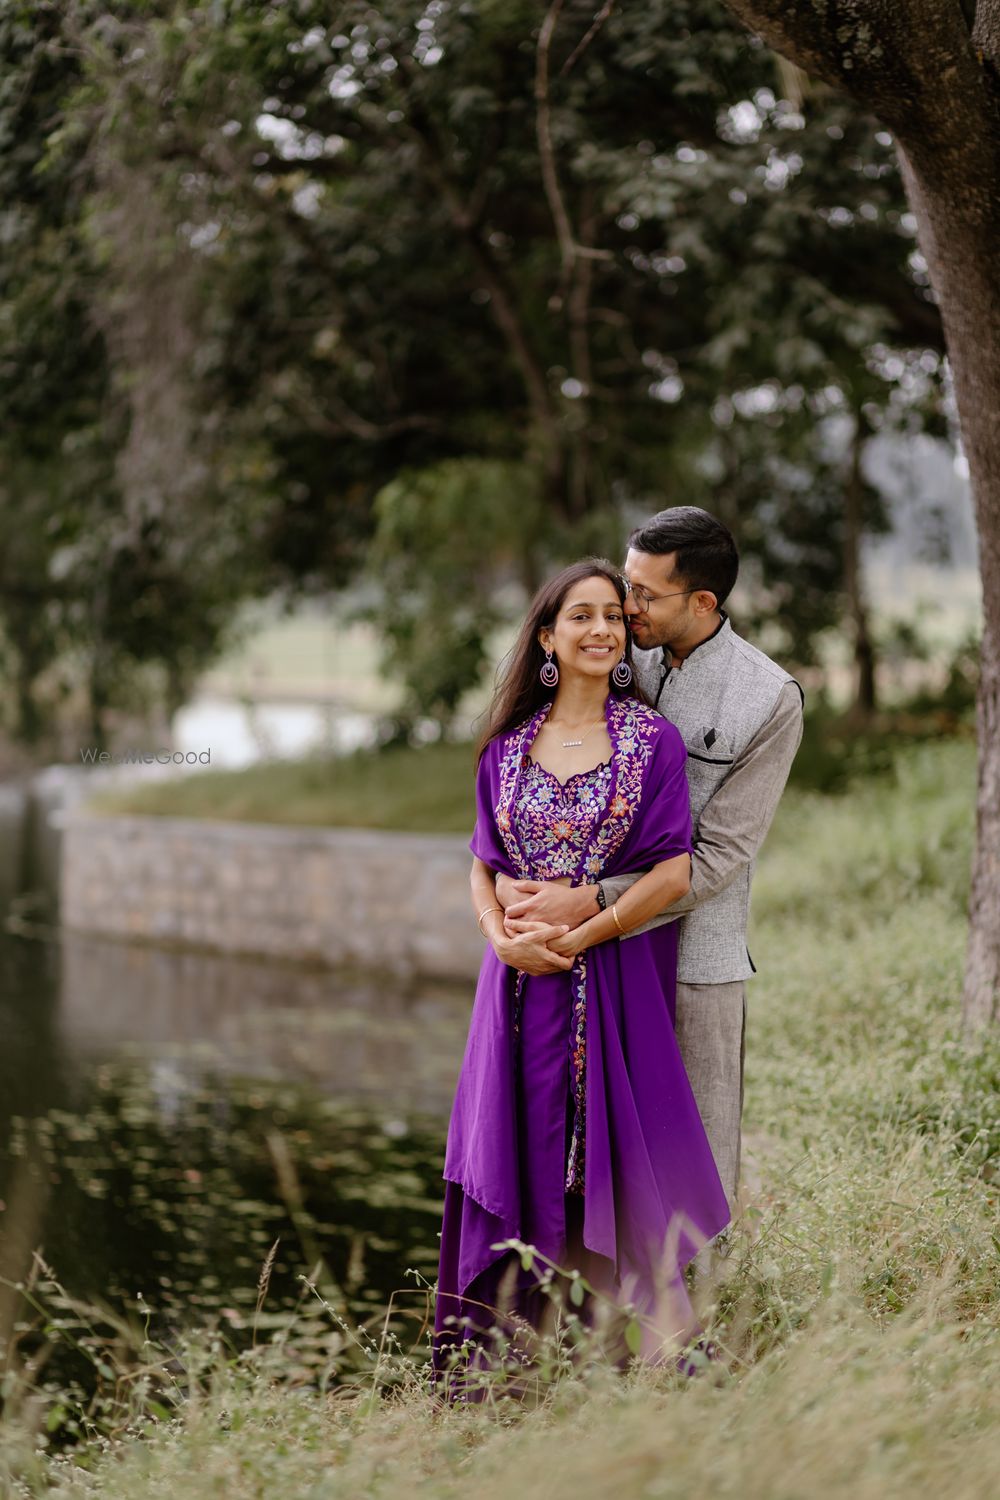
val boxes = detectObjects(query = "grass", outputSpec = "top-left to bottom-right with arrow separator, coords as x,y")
85,740 -> 479,833
6,735 -> 1000,1498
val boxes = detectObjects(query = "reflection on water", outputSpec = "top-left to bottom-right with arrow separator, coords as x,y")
5,1068 -> 445,1331
57,936 -> 469,1115
0,932 -> 471,1365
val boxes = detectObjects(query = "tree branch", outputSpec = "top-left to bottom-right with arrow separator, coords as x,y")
289,389 -> 444,443
536,0 -> 614,297
560,1 -> 617,78
408,126 -> 557,418
566,184 -> 599,514
536,0 -> 578,284
384,75 -> 565,485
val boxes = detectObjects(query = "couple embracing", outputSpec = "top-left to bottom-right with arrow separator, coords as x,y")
434,506 -> 803,1377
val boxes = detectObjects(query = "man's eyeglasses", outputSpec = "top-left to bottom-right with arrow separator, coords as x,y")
621,579 -> 698,612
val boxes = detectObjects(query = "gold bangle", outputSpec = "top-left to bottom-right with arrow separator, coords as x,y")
477,904 -> 503,935
611,902 -> 626,936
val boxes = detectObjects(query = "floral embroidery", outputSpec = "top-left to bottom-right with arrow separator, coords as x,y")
565,954 -> 588,1193
512,760 -> 614,879
494,709 -> 547,876
493,696 -> 664,1191
576,696 -> 660,877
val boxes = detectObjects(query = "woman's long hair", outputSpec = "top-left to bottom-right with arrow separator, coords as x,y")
477,558 -> 650,760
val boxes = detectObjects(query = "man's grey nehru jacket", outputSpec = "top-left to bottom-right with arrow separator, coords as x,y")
601,614 -> 803,980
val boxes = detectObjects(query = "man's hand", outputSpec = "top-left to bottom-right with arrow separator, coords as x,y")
493,922 -> 575,975
498,878 -> 599,933
546,927 -> 583,959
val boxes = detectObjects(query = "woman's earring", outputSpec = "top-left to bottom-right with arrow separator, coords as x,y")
612,656 -> 633,688
540,648 -> 559,687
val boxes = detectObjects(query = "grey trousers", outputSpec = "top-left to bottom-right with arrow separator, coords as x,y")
674,979 -> 746,1213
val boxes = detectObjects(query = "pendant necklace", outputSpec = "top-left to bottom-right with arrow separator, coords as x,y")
549,717 -> 606,749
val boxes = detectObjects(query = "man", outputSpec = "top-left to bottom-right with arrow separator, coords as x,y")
496,507 -> 803,1213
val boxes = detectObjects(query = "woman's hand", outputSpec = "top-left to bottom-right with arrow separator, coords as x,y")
493,923 -> 575,974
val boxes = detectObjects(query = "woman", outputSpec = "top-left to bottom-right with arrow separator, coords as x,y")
434,560 -> 729,1385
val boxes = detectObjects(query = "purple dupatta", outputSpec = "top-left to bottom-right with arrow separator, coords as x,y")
443,694 -> 730,1305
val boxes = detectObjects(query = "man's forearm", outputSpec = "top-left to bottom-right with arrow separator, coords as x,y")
601,682 -> 804,940
601,847 -> 734,939
599,868 -> 688,936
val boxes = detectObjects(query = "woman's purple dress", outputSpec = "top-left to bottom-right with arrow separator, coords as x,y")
434,694 -> 729,1370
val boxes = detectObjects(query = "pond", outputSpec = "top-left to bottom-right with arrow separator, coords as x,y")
0,930 -> 471,1382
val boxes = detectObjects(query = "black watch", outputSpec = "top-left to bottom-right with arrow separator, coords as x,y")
595,882 -> 607,912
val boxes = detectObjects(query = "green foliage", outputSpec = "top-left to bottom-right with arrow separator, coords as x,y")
755,737 -> 975,929
788,705 -> 898,792
367,459 -> 545,730
0,1 -> 275,744
788,704 -> 976,794
902,630 -> 981,719
0,0 -> 953,739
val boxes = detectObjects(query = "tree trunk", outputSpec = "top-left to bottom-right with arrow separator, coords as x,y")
9,611 -> 47,746
720,0 -> 1000,1030
892,147 -> 1000,1028
966,619 -> 1000,1027
88,662 -> 109,754
164,659 -> 190,727
15,652 -> 43,746
909,191 -> 1000,1031
844,409 -> 877,724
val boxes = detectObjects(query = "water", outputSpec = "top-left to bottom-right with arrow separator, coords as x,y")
172,695 -> 379,768
0,931 -> 470,1373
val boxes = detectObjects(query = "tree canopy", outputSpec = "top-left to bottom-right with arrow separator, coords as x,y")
0,0 -> 951,739
714,1 -> 1000,1029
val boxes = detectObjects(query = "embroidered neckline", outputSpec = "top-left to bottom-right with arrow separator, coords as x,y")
525,756 -> 612,790
495,695 -> 662,884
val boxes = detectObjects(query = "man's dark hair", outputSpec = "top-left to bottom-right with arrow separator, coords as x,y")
627,506 -> 739,605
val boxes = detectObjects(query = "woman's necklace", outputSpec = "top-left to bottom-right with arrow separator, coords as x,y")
545,716 -> 606,749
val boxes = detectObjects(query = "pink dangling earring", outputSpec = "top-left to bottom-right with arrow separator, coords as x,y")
612,655 -> 633,688
540,648 -> 559,687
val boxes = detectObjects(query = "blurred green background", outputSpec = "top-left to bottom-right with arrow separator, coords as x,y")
0,0 -> 980,796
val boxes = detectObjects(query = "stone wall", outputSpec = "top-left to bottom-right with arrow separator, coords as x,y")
60,811 -> 487,981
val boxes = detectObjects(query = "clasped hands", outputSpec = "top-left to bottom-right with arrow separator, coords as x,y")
490,873 -> 599,975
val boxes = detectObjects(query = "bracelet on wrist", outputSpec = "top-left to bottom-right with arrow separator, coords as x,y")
611,902 -> 626,936
477,904 -> 503,936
